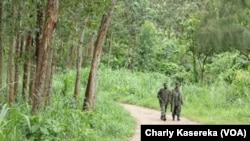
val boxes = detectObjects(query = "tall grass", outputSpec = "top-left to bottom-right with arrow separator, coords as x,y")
182,83 -> 250,124
0,68 -> 135,141
98,67 -> 250,124
1,66 -> 249,140
98,67 -> 170,109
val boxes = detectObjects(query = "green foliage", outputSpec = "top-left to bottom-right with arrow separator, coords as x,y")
98,67 -> 250,124
206,52 -> 239,83
1,64 -> 250,140
99,67 -> 170,103
194,0 -> 250,56
1,1 -> 250,139
0,68 -> 135,141
182,83 -> 250,124
135,20 -> 159,72
231,69 -> 250,98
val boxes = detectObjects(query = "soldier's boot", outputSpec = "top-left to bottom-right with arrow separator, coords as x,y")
160,115 -> 164,120
172,115 -> 175,121
163,115 -> 166,121
177,115 -> 180,121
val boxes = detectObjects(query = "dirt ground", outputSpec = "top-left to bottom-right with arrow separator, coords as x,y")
121,103 -> 200,141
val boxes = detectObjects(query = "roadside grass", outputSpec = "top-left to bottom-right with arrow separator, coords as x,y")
99,67 -> 250,124
0,68 -> 135,141
1,66 -> 249,140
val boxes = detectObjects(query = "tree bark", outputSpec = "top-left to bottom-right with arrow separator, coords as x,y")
32,0 -> 58,114
83,35 -> 94,68
8,3 -> 18,105
13,3 -> 22,101
83,0 -> 117,111
35,1 -> 43,65
44,47 -> 54,106
14,34 -> 23,101
22,34 -> 32,101
8,37 -> 16,105
46,48 -> 56,106
74,18 -> 88,100
0,1 -> 3,102
29,45 -> 36,104
67,46 -> 73,69
30,1 -> 44,105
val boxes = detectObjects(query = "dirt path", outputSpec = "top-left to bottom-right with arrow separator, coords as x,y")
121,103 -> 200,141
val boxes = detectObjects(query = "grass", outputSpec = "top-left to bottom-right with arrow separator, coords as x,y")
0,68 -> 136,141
1,66 -> 250,140
98,67 -> 250,124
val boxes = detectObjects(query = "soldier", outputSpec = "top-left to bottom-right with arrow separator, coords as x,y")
157,83 -> 171,121
171,82 -> 183,121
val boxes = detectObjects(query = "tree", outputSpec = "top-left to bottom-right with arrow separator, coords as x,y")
7,1 -> 19,105
74,18 -> 88,100
29,1 -> 44,104
135,20 -> 158,72
0,1 -> 2,102
32,0 -> 58,114
192,0 -> 250,82
22,33 -> 32,101
83,0 -> 117,111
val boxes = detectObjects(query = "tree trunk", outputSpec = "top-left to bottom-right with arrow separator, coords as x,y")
32,0 -> 58,114
8,37 -> 16,105
22,34 -> 32,101
7,2 -> 19,105
83,35 -> 94,68
30,1 -> 44,105
0,1 -> 3,103
35,1 -> 43,65
14,34 -> 23,101
191,46 -> 198,83
67,46 -> 73,69
45,48 -> 56,106
198,55 -> 208,84
13,3 -> 22,101
29,45 -> 36,104
74,18 -> 88,100
44,47 -> 54,106
83,0 -> 117,111
107,32 -> 113,68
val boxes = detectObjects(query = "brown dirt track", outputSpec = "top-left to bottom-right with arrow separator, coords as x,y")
121,103 -> 200,141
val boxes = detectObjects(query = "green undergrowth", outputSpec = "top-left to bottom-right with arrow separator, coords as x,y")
1,66 -> 249,141
0,94 -> 135,141
98,67 -> 250,124
0,67 -> 135,141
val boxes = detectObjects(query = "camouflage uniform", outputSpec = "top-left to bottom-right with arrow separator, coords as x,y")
157,84 -> 171,121
171,85 -> 183,121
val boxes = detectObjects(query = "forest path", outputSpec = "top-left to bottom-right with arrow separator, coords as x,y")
120,103 -> 200,141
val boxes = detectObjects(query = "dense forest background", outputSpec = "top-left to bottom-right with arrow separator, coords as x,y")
0,0 -> 250,140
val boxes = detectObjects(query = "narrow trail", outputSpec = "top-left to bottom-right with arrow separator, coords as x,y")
121,103 -> 200,141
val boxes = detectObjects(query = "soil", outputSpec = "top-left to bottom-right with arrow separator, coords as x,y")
121,103 -> 200,141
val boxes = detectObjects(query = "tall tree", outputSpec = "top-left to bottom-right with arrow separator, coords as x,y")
0,1 -> 2,102
13,2 -> 22,101
7,1 -> 19,105
193,0 -> 250,82
135,20 -> 158,72
29,1 -> 44,104
22,34 -> 32,101
32,0 -> 58,114
83,0 -> 117,111
44,42 -> 54,106
83,35 -> 94,67
74,18 -> 88,100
